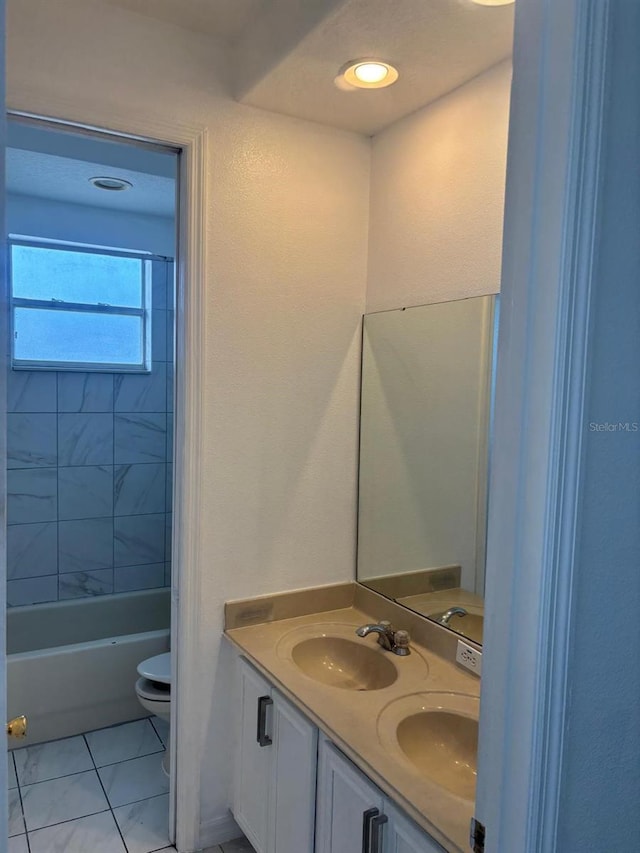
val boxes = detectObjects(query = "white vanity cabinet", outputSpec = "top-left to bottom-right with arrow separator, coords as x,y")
234,658 -> 446,853
316,737 -> 446,853
234,659 -> 318,853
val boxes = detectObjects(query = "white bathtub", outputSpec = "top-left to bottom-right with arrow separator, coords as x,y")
7,588 -> 171,747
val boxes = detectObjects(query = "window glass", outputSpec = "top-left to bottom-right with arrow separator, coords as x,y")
11,244 -> 143,307
13,308 -> 144,366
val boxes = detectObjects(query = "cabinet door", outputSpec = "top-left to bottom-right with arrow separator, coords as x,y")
316,737 -> 384,853
384,804 -> 446,853
234,659 -> 274,853
270,690 -> 318,853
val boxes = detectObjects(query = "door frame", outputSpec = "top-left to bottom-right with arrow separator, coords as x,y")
476,0 -> 610,850
5,104 -> 208,852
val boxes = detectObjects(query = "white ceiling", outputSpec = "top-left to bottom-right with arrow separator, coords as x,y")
7,124 -> 177,217
236,0 -> 515,135
100,0 -> 513,136
105,0 -> 267,43
7,149 -> 176,217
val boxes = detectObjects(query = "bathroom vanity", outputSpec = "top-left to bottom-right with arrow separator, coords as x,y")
225,582 -> 480,853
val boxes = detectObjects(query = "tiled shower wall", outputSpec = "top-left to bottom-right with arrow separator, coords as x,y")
6,259 -> 174,606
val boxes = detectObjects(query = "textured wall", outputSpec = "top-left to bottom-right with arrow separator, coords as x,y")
367,61 -> 511,313
6,0 -> 370,839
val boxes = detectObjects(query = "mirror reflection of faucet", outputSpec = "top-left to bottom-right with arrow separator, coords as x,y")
438,607 -> 468,626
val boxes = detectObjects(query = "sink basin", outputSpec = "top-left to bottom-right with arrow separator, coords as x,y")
291,637 -> 398,691
396,711 -> 478,800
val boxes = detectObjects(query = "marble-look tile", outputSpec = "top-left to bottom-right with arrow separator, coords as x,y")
58,465 -> 113,520
86,720 -> 164,767
114,463 -> 166,516
7,576 -> 58,608
21,769 -> 108,831
58,413 -> 114,467
58,373 -> 114,413
59,518 -> 113,572
59,569 -> 114,599
8,370 -> 57,413
8,787 -> 25,836
152,260 -> 167,310
114,363 -> 167,413
166,413 -> 173,462
167,368 -> 174,413
14,735 -> 93,786
113,792 -> 171,853
165,514 -> 172,561
7,522 -> 58,579
115,563 -> 165,593
221,837 -> 256,852
28,809 -> 126,853
166,464 -> 173,512
114,413 -> 167,464
8,834 -> 29,853
7,469 -> 57,524
150,717 -> 170,747
98,751 -> 169,808
114,514 -> 165,567
8,414 -> 57,469
8,752 -> 18,789
166,310 -> 175,363
152,310 -> 167,361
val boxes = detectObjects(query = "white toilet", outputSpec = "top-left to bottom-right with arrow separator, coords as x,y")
135,652 -> 171,776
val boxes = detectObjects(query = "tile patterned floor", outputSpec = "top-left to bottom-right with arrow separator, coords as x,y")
7,718 -> 254,853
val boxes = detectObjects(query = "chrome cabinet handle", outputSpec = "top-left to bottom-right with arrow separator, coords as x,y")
362,807 -> 379,853
370,813 -> 388,853
256,695 -> 273,747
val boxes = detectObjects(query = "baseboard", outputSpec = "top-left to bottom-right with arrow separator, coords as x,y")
197,811 -> 242,850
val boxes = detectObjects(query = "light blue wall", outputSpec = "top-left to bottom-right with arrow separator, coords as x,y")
556,3 -> 640,848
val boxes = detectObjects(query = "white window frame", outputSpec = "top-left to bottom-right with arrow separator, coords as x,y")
9,237 -> 153,373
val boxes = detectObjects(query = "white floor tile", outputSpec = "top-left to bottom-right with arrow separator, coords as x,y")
113,792 -> 171,853
14,735 -> 93,785
150,716 -> 169,746
8,788 -> 25,837
8,835 -> 28,853
8,753 -> 18,789
21,769 -> 109,831
221,839 -> 255,853
98,751 -> 169,808
86,720 -> 164,767
28,810 -> 127,853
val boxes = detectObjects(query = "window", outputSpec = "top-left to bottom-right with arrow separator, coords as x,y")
10,239 -> 152,372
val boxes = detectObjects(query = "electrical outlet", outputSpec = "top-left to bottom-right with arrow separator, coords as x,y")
456,639 -> 482,677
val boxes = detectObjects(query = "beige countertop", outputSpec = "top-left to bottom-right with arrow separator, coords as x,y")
225,586 -> 480,853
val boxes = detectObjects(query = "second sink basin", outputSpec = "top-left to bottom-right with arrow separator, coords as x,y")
291,636 -> 398,691
396,710 -> 478,801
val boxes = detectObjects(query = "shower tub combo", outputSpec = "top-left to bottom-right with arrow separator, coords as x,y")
7,587 -> 171,747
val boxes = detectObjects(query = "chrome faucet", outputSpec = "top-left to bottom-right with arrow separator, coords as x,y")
355,620 -> 411,656
438,606 -> 468,625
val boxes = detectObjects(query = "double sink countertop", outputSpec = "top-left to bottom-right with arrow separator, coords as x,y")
224,582 -> 481,853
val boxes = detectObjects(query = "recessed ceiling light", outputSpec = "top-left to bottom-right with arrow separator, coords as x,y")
469,0 -> 514,5
89,176 -> 133,192
337,59 -> 399,90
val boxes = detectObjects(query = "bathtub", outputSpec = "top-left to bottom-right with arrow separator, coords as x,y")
7,588 -> 171,747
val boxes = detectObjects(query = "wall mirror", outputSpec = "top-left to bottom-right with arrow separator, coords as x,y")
356,295 -> 498,645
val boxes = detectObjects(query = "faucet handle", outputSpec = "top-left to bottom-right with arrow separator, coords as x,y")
379,619 -> 393,630
394,629 -> 411,655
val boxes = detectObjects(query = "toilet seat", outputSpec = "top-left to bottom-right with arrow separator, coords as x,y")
137,652 -> 171,685
135,676 -> 170,704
